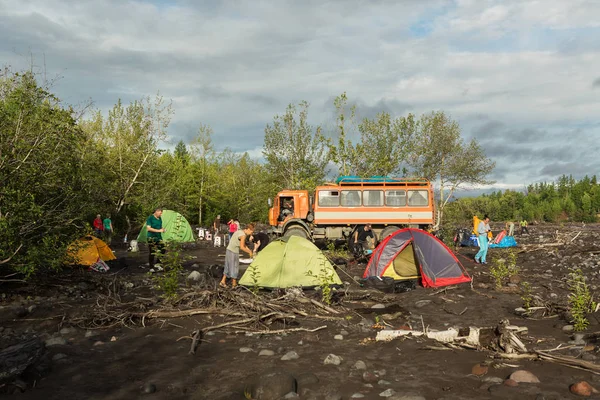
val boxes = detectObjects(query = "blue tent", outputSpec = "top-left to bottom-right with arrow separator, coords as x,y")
489,236 -> 518,248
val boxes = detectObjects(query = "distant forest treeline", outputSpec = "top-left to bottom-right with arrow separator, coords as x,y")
445,175 -> 600,226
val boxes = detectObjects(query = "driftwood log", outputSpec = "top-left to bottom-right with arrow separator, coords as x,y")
0,337 -> 45,383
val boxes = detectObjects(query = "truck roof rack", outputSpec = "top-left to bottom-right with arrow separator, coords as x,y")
334,175 -> 430,186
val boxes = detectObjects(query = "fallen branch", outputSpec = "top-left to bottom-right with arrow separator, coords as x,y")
138,308 -> 248,319
309,299 -> 339,314
570,231 -> 582,242
234,325 -> 328,335
429,286 -> 458,296
189,330 -> 203,355
535,350 -> 600,375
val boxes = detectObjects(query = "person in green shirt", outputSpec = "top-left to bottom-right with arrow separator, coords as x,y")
103,214 -> 113,244
146,208 -> 166,269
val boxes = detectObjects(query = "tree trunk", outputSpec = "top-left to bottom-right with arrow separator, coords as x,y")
0,337 -> 45,383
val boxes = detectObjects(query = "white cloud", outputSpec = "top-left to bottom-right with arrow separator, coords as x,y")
0,0 -> 598,187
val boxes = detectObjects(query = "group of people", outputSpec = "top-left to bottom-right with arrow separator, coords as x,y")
475,216 -> 530,265
143,209 -> 268,287
92,214 -> 114,244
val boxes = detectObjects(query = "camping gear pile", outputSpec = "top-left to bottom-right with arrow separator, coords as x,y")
454,216 -> 518,248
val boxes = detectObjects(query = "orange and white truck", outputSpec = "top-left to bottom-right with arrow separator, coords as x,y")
268,176 -> 435,242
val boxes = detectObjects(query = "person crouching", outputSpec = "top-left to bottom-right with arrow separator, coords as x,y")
220,223 -> 255,288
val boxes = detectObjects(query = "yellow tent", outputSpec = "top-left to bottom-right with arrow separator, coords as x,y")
473,216 -> 493,239
66,236 -> 116,266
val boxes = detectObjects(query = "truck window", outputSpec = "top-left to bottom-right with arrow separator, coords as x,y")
318,191 -> 340,207
407,190 -> 429,206
385,190 -> 406,206
363,190 -> 383,207
341,190 -> 361,206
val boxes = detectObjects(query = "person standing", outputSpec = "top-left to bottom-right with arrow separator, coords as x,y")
227,219 -> 238,240
213,214 -> 221,235
146,208 -> 166,269
93,214 -> 104,238
505,221 -> 515,237
475,215 -> 491,264
220,223 -> 255,288
520,219 -> 529,235
103,214 -> 114,244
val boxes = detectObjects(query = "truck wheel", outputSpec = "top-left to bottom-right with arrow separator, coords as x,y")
283,227 -> 308,239
380,226 -> 400,241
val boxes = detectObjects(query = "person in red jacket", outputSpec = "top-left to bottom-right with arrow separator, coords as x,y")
93,214 -> 104,237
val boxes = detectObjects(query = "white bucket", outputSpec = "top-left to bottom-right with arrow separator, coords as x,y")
129,240 -> 139,252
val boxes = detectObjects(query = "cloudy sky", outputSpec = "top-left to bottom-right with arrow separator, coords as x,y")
1,0 -> 599,190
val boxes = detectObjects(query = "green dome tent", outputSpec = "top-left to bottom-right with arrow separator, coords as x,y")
137,210 -> 195,243
239,236 -> 342,289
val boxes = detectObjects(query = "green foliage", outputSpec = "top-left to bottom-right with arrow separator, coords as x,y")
489,249 -> 519,289
152,243 -> 188,300
356,111 -> 417,177
306,258 -> 337,305
520,281 -> 533,309
567,267 -> 596,331
489,258 -> 510,289
0,71 -> 89,274
263,101 -> 330,191
324,242 -> 350,260
444,174 -> 600,226
246,264 -> 261,296
409,111 -> 495,227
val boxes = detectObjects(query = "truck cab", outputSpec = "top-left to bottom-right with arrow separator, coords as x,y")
268,190 -> 312,238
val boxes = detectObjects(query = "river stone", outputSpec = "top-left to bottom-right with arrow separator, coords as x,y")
570,381 -> 598,397
281,351 -> 299,361
354,360 -> 367,370
372,304 -> 386,309
334,335 -> 344,340
351,394 -> 365,398
324,354 -> 342,365
509,370 -> 540,383
239,347 -> 253,353
259,349 -> 275,356
414,300 -> 432,308
52,353 -> 67,361
142,383 -> 157,394
45,337 -> 67,346
59,327 -> 76,335
187,270 -> 202,280
379,388 -> 397,397
248,370 -> 297,400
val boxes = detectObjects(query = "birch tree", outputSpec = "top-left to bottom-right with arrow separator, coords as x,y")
262,101 -> 330,190
409,111 -> 495,227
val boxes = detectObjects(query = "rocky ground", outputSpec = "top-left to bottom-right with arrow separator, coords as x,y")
1,223 -> 600,400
